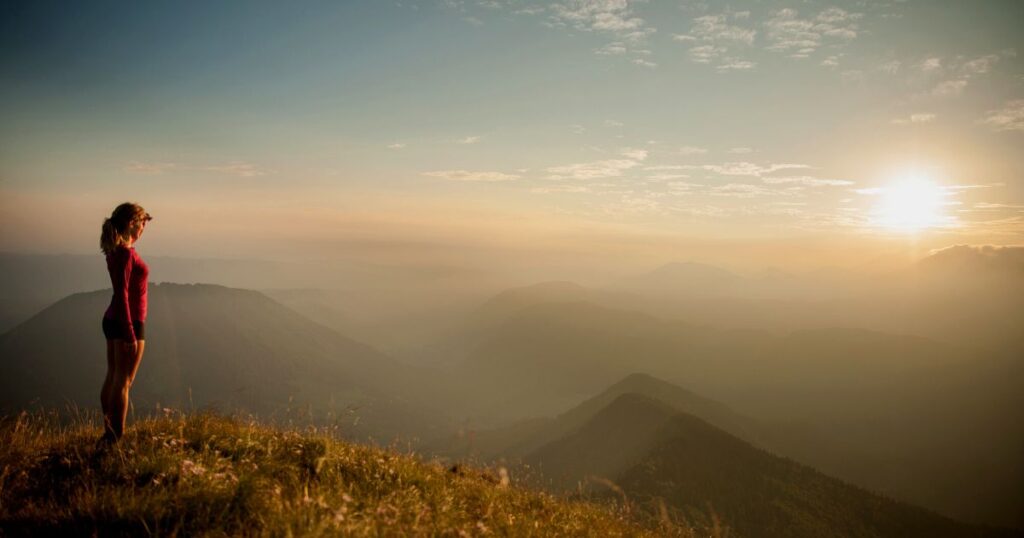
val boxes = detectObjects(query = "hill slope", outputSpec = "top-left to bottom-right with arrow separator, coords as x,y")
0,411 -> 681,536
0,283 -> 451,442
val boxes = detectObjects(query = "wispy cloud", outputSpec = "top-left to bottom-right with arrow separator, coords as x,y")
456,136 -> 481,144
931,79 -> 967,97
711,183 -> 774,197
676,12 -> 757,71
546,158 -> 641,180
632,58 -> 657,68
595,41 -> 627,55
703,162 -> 810,177
202,162 -> 268,178
423,169 -> 520,181
922,50 -> 1015,98
764,7 -> 861,59
678,146 -> 709,155
123,161 -> 178,175
646,173 -> 691,182
878,60 -> 901,74
545,147 -> 649,180
556,161 -> 641,181
891,113 -> 936,125
761,175 -> 854,186
124,160 -> 269,177
620,148 -> 649,160
643,165 -> 693,171
549,0 -> 650,36
530,184 -> 591,194
387,143 -> 407,150
980,100 -> 1024,131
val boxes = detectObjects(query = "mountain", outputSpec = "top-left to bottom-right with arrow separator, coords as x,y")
448,299 -> 1024,527
0,283 -> 452,442
434,373 -> 762,463
529,393 -> 1021,538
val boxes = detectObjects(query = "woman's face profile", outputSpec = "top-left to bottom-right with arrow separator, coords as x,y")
130,218 -> 147,242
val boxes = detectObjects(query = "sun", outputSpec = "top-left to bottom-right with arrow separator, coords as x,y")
872,171 -> 950,232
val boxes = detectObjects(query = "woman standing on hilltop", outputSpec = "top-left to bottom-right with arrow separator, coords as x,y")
99,202 -> 152,443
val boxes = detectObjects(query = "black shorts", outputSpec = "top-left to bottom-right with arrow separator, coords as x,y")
102,317 -> 145,341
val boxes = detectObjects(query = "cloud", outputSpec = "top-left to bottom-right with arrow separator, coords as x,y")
688,44 -> 726,64
728,147 -> 754,154
546,158 -> 641,180
541,147 -> 650,181
387,143 -> 407,149
604,119 -> 624,127
202,162 -> 267,178
961,54 -> 1001,75
457,136 -> 481,144
646,173 -> 691,181
644,165 -> 694,171
688,14 -> 756,44
711,183 -> 773,197
921,51 -> 1014,98
891,113 -> 936,125
530,185 -> 591,194
764,7 -> 861,59
620,148 -> 649,160
678,12 -> 757,71
980,100 -> 1024,131
919,57 -> 942,72
595,42 -> 627,55
879,60 -> 901,74
703,162 -> 810,177
124,160 -> 269,178
678,146 -> 709,155
549,0 -> 652,41
123,161 -> 178,175
761,175 -> 854,186
971,202 -> 1024,210
932,79 -> 967,97
920,244 -> 1024,275
423,170 -> 520,181
632,58 -> 657,68
717,58 -> 755,71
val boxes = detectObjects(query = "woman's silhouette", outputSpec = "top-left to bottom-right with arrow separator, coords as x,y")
99,203 -> 151,443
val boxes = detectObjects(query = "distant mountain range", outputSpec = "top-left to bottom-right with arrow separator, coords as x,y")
1,248 -> 1021,528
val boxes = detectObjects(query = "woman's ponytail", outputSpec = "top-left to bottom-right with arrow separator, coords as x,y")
100,218 -> 117,255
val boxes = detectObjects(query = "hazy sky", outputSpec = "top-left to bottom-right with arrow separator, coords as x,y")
1,0 -> 1022,272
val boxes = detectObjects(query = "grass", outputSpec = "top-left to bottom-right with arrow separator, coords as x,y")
0,409 -> 704,537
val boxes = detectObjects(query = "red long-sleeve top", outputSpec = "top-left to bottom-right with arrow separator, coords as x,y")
103,246 -> 149,341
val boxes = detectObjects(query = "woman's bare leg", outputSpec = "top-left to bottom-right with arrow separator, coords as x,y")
101,340 -> 116,439
110,339 -> 145,439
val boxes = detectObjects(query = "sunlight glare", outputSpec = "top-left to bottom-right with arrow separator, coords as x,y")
873,172 -> 949,232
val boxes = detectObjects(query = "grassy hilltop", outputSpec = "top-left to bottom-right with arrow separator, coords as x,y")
0,410 -> 706,537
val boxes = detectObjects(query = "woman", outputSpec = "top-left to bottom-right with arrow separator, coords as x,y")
99,202 -> 152,443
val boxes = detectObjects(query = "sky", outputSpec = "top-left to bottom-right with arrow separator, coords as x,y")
1,0 -> 1022,275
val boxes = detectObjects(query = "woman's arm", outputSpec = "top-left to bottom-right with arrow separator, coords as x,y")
110,249 -> 136,342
